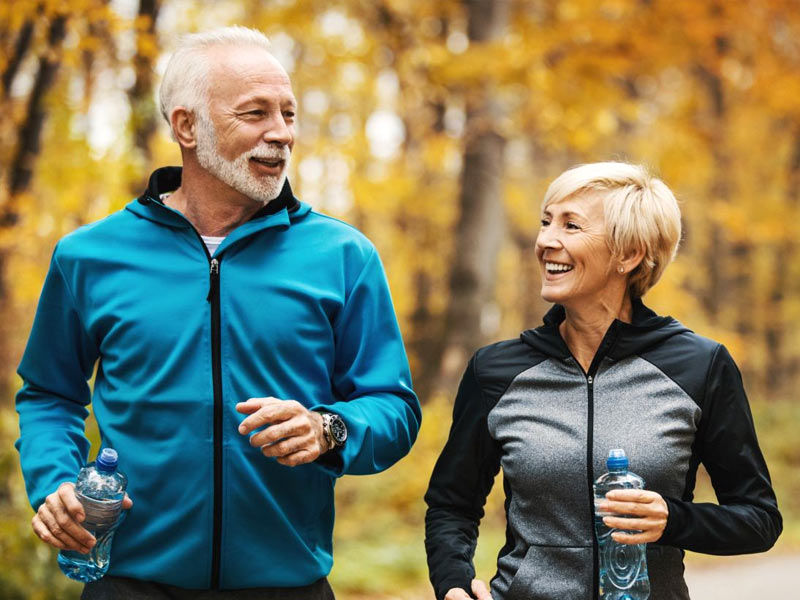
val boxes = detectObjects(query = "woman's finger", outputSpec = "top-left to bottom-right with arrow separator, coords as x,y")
611,529 -> 662,544
604,488 -> 658,502
444,588 -> 474,600
471,578 -> 493,600
603,516 -> 663,531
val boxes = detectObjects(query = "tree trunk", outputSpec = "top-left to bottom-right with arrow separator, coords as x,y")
764,127 -> 800,394
1,18 -> 35,99
6,14 -> 67,209
127,0 -> 161,177
436,0 -> 510,392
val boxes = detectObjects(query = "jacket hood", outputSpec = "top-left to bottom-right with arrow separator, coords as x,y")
126,166 -> 309,229
520,298 -> 691,362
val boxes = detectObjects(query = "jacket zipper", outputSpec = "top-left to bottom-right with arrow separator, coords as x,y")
207,257 -> 223,589
586,373 -> 598,599
149,196 -> 227,588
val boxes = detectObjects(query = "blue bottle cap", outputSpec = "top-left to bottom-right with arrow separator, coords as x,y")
96,448 -> 119,472
607,448 -> 628,471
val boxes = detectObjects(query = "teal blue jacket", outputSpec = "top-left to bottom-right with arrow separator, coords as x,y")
16,167 -> 421,589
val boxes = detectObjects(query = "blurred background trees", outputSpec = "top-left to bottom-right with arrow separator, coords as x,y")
1,0 -> 799,597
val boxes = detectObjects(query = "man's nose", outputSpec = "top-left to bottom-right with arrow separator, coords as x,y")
263,113 -> 293,146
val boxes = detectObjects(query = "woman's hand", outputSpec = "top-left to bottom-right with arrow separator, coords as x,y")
597,489 -> 669,544
445,579 -> 493,600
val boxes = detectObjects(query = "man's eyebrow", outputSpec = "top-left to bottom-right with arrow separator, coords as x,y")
235,96 -> 297,109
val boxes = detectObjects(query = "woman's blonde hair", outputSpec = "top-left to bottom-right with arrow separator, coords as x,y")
542,161 -> 682,298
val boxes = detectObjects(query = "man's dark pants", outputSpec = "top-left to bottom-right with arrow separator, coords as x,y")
82,576 -> 335,599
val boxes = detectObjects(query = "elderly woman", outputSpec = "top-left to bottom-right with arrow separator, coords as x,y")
424,162 -> 782,600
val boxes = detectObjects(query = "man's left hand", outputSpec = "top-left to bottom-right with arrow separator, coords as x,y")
236,397 -> 329,467
597,489 -> 669,544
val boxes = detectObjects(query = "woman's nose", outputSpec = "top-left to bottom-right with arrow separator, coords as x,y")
535,228 -> 561,250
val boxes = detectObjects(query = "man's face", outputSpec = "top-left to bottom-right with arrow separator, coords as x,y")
195,46 -> 297,203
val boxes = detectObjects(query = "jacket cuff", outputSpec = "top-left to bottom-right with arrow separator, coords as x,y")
657,495 -> 684,546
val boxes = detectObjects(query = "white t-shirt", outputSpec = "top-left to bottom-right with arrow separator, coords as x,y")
201,236 -> 225,255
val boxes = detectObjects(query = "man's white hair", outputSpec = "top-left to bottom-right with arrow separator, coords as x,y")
159,26 -> 273,138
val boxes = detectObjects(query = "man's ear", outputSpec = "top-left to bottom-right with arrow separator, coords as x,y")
170,107 -> 198,149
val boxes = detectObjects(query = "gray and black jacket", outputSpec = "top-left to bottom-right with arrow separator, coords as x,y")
425,300 -> 781,600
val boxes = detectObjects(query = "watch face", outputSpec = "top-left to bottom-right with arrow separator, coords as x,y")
330,416 -> 347,444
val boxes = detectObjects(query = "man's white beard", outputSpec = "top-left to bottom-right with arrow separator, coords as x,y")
195,112 -> 291,203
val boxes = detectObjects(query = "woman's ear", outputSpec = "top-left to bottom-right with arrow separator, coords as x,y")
619,246 -> 646,275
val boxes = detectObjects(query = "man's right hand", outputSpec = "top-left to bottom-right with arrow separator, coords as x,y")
31,482 -> 133,553
445,579 -> 493,600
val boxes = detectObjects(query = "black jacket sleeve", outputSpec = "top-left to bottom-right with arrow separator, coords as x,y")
425,354 -> 502,600
660,344 -> 782,553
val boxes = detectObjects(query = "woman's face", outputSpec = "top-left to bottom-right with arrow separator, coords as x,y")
535,192 -> 619,308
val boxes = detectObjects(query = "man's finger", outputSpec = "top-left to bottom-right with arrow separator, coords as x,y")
238,400 -> 301,434
261,435 -> 309,458
47,492 -> 94,545
57,482 -> 85,522
276,449 -> 315,467
38,509 -> 93,552
122,493 -> 133,510
250,417 -> 309,447
32,516 -> 67,550
53,505 -> 96,548
235,397 -> 278,414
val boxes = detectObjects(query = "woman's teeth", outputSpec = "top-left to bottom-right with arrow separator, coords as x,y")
545,262 -> 574,273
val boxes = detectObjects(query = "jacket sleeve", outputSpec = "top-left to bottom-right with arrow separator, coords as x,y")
309,247 -> 420,476
15,246 -> 99,510
659,344 -> 782,554
425,354 -> 501,600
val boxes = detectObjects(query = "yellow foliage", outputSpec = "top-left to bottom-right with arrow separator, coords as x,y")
2,1 -> 800,597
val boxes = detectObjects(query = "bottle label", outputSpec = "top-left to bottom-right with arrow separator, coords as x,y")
78,493 -> 123,533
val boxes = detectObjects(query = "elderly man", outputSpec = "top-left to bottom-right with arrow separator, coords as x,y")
16,26 -> 420,599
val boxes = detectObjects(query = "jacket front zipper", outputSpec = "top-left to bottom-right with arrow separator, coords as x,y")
208,257 -> 223,589
586,373 -> 598,599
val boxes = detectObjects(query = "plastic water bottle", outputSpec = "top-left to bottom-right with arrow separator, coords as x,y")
593,449 -> 650,600
57,448 -> 127,582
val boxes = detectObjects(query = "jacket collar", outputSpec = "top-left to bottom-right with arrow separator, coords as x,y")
521,298 -> 689,363
126,166 -> 310,234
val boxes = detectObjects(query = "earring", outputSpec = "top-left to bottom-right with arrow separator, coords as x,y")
618,266 -> 625,274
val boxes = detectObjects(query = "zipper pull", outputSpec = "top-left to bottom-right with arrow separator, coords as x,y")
207,258 -> 219,302
587,375 -> 593,385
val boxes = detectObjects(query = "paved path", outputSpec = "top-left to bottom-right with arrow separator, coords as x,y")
683,554 -> 799,599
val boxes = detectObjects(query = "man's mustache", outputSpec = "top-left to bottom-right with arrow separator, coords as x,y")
247,145 -> 291,161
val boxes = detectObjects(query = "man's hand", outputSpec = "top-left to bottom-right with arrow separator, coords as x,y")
597,489 -> 669,544
445,579 -> 493,600
32,482 -> 133,552
236,397 -> 329,467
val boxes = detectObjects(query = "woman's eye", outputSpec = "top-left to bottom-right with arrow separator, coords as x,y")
566,221 -> 580,230
540,219 -> 550,227
283,111 -> 296,119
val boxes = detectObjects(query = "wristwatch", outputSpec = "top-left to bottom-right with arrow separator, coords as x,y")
320,412 -> 347,449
